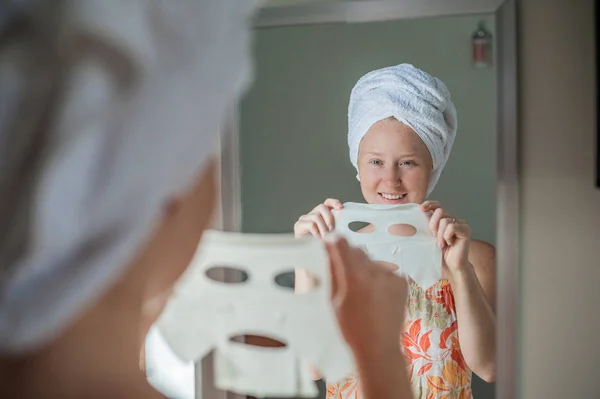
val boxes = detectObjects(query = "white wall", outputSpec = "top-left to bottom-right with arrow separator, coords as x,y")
519,0 -> 600,398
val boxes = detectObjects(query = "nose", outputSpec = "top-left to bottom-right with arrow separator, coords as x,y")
382,164 -> 401,183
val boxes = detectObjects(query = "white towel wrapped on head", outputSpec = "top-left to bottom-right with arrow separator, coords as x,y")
347,63 -> 458,196
0,0 -> 262,354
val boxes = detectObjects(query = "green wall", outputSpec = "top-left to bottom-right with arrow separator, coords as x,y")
240,14 -> 496,243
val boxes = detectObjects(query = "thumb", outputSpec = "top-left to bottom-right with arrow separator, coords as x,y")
326,240 -> 347,307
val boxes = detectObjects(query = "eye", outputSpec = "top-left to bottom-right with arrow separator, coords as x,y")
369,159 -> 383,166
400,160 -> 417,167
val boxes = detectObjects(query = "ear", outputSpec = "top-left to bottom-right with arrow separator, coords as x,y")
161,196 -> 182,219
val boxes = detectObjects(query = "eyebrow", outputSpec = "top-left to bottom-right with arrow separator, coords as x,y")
364,151 -> 420,158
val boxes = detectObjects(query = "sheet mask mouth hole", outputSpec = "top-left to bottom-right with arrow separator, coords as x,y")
274,269 -> 320,293
387,224 -> 417,237
230,334 -> 288,348
348,221 -> 373,233
205,266 -> 249,283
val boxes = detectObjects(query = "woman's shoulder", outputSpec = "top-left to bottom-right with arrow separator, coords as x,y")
470,239 -> 496,258
468,239 -> 496,311
468,239 -> 496,274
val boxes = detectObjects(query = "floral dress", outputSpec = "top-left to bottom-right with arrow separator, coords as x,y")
326,278 -> 472,399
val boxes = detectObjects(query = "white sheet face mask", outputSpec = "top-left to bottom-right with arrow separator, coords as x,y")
332,203 -> 442,289
156,231 -> 355,398
145,326 -> 195,399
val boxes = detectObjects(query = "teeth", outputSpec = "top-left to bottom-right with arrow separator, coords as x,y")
381,193 -> 405,200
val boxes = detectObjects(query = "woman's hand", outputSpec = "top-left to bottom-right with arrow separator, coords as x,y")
294,198 -> 344,237
421,201 -> 497,381
421,200 -> 472,275
326,237 -> 413,399
326,237 -> 408,354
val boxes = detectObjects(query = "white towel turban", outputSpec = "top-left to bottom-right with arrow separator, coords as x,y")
0,0 -> 262,354
347,64 -> 458,196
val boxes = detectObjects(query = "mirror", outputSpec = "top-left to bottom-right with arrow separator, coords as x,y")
237,6 -> 500,399
241,15 -> 497,241
145,2 -> 518,399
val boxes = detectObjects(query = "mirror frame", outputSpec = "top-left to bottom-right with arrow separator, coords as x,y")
213,1 -> 519,398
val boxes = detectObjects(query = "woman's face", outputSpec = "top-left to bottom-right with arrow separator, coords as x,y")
137,159 -> 218,330
357,118 -> 432,205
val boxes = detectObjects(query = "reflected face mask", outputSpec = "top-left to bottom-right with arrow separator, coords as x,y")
332,202 -> 442,289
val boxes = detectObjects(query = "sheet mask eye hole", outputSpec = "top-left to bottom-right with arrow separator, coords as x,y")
348,221 -> 373,233
275,269 -> 320,293
205,266 -> 249,283
387,224 -> 417,237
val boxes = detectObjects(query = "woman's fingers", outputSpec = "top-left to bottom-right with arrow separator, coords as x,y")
332,239 -> 397,282
326,239 -> 349,306
295,199 -> 343,237
314,204 -> 336,231
424,203 -> 469,247
297,212 -> 329,237
438,217 -> 471,248
374,261 -> 400,272
443,221 -> 457,247
429,207 -> 445,235
312,212 -> 330,236
294,219 -> 319,237
421,200 -> 442,212
437,216 -> 451,248
324,198 -> 344,210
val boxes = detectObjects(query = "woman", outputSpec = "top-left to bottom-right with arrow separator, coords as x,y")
294,64 -> 496,399
0,2 -> 413,398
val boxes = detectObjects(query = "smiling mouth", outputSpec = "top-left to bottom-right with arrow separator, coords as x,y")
378,193 -> 408,203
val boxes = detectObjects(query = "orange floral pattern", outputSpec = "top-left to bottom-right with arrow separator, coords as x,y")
327,278 -> 472,399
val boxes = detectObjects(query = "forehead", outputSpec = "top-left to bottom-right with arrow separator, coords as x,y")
359,118 -> 428,154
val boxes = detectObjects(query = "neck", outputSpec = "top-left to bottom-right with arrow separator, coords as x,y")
0,270 -> 162,398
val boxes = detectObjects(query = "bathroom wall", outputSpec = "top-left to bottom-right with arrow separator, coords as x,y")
519,0 -> 600,397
